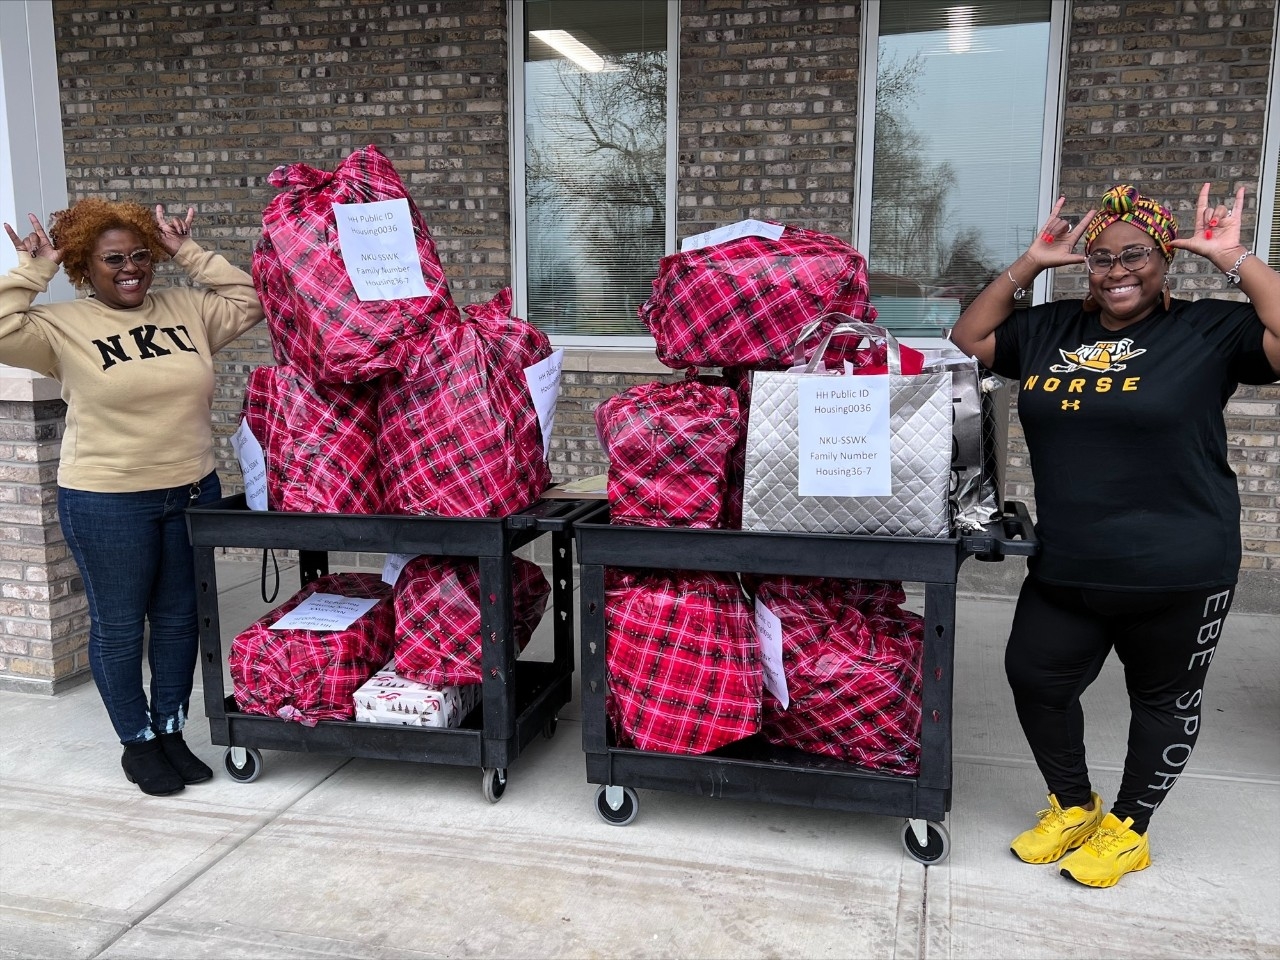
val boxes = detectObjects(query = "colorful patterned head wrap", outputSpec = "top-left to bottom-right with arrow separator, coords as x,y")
1082,185 -> 1178,262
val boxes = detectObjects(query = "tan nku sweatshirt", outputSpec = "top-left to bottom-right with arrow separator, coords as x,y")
0,239 -> 264,492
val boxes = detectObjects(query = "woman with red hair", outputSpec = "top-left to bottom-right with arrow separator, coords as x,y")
3,200 -> 262,796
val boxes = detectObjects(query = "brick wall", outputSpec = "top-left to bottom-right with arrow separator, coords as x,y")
0,399 -> 87,693
677,2 -> 861,237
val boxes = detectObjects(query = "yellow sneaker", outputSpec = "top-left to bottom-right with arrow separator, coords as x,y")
1010,792 -> 1105,863
1059,812 -> 1151,887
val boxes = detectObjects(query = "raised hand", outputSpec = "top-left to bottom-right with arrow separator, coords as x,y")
1168,183 -> 1247,262
1026,196 -> 1094,270
154,205 -> 196,255
4,213 -> 61,264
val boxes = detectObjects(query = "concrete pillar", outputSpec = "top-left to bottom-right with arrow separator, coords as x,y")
0,1 -> 86,693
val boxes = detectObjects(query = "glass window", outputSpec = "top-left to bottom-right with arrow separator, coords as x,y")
855,1 -> 1066,334
514,0 -> 674,339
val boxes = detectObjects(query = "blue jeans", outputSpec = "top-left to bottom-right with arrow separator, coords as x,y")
59,471 -> 221,744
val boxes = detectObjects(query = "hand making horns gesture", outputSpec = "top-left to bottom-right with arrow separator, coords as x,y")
4,213 -> 62,264
1022,195 -> 1096,272
154,205 -> 196,256
1168,182 -> 1248,261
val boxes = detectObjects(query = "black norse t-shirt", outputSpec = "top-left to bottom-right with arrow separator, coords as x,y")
991,297 -> 1277,590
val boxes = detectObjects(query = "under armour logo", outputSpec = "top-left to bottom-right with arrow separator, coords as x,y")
1061,399 -> 1081,411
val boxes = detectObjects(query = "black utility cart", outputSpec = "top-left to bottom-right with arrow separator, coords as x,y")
186,494 -> 592,802
574,502 -> 1036,863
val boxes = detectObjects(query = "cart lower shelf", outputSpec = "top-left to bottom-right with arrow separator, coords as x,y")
586,733 -> 952,862
210,659 -> 569,798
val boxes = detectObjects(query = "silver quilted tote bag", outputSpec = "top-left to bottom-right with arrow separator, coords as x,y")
741,319 -> 953,538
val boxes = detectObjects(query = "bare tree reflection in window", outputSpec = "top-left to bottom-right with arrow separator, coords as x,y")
526,52 -> 666,335
871,53 -> 958,284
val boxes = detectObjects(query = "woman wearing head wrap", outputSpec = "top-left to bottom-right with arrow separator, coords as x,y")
950,183 -> 1280,887
3,201 -> 263,796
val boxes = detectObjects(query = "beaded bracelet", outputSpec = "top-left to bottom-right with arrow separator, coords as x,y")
1223,250 -> 1250,286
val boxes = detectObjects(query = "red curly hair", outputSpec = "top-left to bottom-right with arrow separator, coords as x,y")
47,198 -> 170,287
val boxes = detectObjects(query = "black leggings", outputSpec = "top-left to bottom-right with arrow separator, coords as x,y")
1004,577 -> 1232,833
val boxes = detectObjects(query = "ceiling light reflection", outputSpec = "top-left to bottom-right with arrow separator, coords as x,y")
531,29 -> 606,72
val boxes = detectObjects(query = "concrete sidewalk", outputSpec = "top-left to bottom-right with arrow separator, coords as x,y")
0,559 -> 1276,959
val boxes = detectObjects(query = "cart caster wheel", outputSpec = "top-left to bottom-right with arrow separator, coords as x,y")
902,819 -> 950,864
594,784 -> 639,826
482,767 -> 507,803
223,747 -> 263,784
542,712 -> 559,739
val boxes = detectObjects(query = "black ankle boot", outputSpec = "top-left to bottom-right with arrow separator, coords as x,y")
157,731 -> 213,784
121,739 -> 185,796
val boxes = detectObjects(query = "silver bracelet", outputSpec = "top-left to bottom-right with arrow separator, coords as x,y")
1223,250 -> 1250,286
1007,269 -> 1029,299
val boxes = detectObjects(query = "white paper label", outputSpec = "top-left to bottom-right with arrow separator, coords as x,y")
680,218 -> 785,252
230,418 -> 268,511
381,553 -> 416,586
269,593 -> 380,632
754,599 -> 789,710
332,198 -> 429,301
797,375 -> 892,497
522,348 -> 564,459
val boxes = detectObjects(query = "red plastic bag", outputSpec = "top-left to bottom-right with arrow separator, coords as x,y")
595,377 -> 743,528
230,573 -> 396,725
747,575 -> 924,775
242,365 -> 384,514
256,144 -> 459,384
605,568 -> 761,754
639,225 -> 876,369
392,555 -> 551,687
377,288 -> 552,517
844,340 -> 926,376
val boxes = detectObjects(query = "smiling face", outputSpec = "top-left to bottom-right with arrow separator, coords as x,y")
1086,220 -> 1168,329
86,228 -> 153,309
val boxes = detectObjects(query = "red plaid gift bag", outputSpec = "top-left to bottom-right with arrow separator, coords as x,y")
230,573 -> 396,725
392,555 -> 551,687
594,376 -> 743,528
605,568 -> 761,754
257,144 -> 459,384
249,231 -> 292,368
639,225 -> 876,370
242,364 -> 384,514
378,288 -> 552,517
747,575 -> 924,775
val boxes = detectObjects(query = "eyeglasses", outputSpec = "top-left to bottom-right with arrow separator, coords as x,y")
97,249 -> 152,269
1085,246 -> 1154,275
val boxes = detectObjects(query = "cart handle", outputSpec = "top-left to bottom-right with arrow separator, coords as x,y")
1000,500 -> 1036,552
960,499 -> 1038,560
507,496 -> 609,532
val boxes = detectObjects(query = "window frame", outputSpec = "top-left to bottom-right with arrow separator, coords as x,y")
1257,8 -> 1279,268
852,0 -> 1071,311
508,0 -> 680,348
